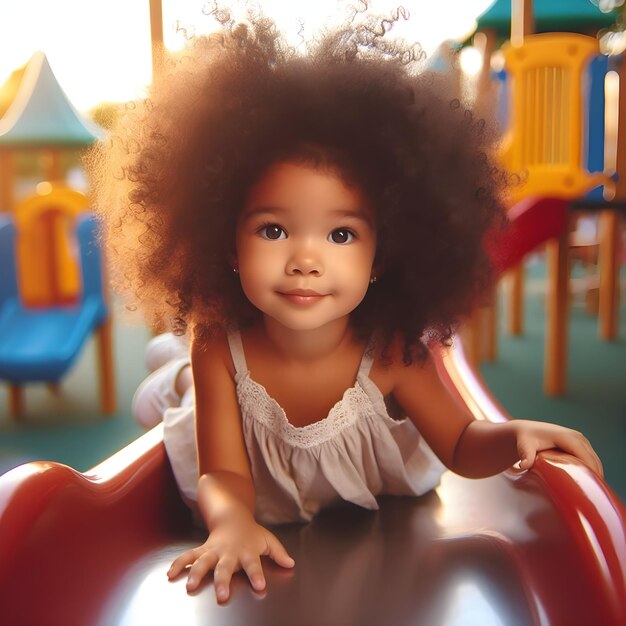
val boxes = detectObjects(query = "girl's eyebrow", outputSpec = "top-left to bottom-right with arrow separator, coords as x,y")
329,208 -> 374,226
242,205 -> 373,226
240,206 -> 284,221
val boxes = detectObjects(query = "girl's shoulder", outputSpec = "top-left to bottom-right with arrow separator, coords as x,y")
370,334 -> 468,441
190,326 -> 237,379
370,333 -> 435,396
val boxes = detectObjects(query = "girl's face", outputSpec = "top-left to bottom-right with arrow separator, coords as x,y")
235,161 -> 377,332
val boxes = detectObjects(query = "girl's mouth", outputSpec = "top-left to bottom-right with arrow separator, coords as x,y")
278,290 -> 326,305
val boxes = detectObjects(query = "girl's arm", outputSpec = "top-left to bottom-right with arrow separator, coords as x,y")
391,346 -> 603,479
451,418 -> 603,477
167,332 -> 294,601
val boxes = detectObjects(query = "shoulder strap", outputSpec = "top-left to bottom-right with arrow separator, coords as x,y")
226,328 -> 248,375
357,336 -> 376,377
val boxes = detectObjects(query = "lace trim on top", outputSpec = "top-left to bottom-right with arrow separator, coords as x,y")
236,371 -> 380,449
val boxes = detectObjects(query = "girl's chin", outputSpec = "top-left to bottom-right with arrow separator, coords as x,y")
261,313 -> 352,333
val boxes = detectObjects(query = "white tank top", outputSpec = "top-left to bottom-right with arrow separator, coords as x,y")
163,329 -> 446,525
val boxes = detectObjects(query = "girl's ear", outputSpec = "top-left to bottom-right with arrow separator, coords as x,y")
371,262 -> 383,282
229,253 -> 238,273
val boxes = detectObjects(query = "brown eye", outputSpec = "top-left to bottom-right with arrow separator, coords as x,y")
329,228 -> 354,244
260,224 -> 286,240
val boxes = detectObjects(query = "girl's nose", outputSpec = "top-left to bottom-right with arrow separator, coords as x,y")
286,246 -> 324,276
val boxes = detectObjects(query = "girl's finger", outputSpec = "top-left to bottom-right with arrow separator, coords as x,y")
579,448 -> 604,477
168,548 -> 202,579
213,558 -> 237,603
240,554 -> 266,591
556,433 -> 604,477
264,533 -> 295,569
583,442 -> 604,477
186,550 -> 219,592
517,441 -> 536,470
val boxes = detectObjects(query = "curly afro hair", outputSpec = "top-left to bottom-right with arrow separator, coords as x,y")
89,5 -> 507,364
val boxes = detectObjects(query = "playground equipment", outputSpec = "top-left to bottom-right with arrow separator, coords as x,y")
500,33 -> 608,204
0,191 -> 115,417
0,51 -> 104,212
468,1 -> 625,397
14,184 -> 91,306
501,33 -> 613,396
0,204 -> 623,625
476,0 -> 617,36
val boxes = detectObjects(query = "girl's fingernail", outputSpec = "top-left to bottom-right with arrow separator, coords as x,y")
187,577 -> 195,588
217,586 -> 227,601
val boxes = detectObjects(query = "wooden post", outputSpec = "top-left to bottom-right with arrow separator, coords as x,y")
0,150 -> 14,212
97,318 -> 116,415
545,231 -> 570,396
9,384 -> 24,418
149,0 -> 165,82
46,149 -> 63,182
511,0 -> 535,47
598,57 -> 626,340
474,28 -> 499,145
598,210 -> 620,340
475,29 -> 497,107
507,266 -> 524,335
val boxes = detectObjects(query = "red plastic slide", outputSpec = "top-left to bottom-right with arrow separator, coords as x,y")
1,198 -> 624,626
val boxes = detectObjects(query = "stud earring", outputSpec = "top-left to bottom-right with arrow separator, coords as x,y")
233,267 -> 239,274
369,276 -> 377,284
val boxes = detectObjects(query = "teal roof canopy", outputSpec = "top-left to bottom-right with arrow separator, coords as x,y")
477,0 -> 617,36
0,52 -> 105,148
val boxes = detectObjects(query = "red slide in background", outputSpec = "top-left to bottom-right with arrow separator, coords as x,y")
485,195 -> 570,275
0,197 -> 624,626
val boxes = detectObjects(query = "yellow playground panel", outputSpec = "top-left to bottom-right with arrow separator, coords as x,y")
14,184 -> 90,307
500,32 -> 609,205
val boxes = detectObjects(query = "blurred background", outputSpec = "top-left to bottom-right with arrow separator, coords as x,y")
0,0 -> 623,503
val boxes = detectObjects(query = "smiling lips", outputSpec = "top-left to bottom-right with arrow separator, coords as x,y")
278,289 -> 326,305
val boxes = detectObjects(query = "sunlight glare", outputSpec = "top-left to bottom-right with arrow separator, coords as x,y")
441,580 -> 506,626
0,0 -> 494,113
0,0 -> 153,112
459,45 -> 483,77
163,1 -> 495,59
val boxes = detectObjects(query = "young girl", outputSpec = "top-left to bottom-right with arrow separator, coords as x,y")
91,7 -> 603,604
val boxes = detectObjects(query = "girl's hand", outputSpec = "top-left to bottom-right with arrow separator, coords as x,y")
167,515 -> 295,602
514,419 -> 603,477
